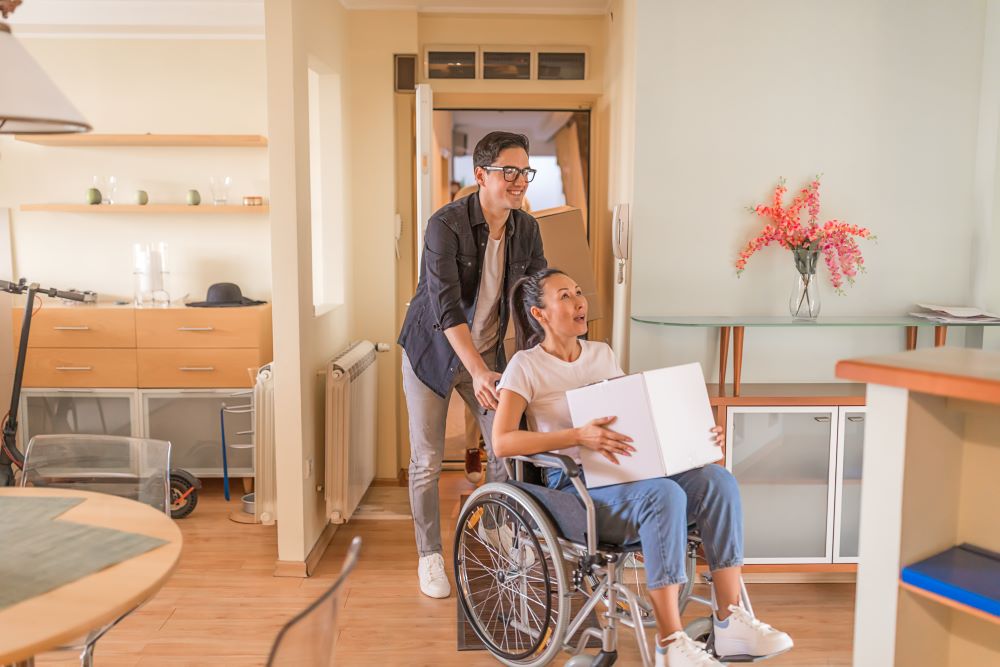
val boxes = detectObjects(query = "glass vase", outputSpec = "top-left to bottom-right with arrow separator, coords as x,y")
789,249 -> 821,320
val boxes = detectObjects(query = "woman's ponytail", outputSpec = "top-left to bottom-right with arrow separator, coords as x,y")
509,268 -> 564,352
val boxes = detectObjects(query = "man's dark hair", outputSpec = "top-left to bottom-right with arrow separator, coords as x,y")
473,131 -> 530,169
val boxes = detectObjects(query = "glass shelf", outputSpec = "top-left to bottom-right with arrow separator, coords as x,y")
632,315 -> 1000,327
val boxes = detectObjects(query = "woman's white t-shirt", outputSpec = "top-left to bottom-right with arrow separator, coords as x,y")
497,340 -> 623,463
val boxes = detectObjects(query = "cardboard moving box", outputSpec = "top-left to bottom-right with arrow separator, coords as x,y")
504,205 -> 601,346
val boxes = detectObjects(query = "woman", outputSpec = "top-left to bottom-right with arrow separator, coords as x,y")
492,269 -> 793,667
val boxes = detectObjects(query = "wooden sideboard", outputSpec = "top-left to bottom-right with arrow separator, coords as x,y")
11,303 -> 272,479
13,304 -> 271,389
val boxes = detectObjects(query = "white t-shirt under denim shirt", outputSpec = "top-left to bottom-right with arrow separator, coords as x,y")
497,340 -> 624,467
470,233 -> 506,353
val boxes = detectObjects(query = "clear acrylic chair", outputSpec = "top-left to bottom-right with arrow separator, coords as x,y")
266,536 -> 362,667
19,434 -> 173,665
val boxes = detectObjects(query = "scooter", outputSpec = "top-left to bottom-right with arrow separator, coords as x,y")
0,279 -> 201,519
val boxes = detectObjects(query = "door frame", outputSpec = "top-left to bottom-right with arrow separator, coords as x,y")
396,90 -> 613,479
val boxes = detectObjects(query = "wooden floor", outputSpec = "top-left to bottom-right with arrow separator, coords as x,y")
38,475 -> 855,666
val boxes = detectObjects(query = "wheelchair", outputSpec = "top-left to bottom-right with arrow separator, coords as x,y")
454,453 -> 763,667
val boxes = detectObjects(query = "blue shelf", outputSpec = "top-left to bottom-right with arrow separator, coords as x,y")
900,544 -> 1000,620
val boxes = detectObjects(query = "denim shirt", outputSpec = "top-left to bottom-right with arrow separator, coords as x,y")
398,193 -> 547,398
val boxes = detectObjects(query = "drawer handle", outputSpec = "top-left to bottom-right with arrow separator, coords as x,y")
813,416 -> 831,423
847,415 -> 865,423
53,325 -> 91,331
177,327 -> 215,332
179,366 -> 215,372
55,366 -> 93,371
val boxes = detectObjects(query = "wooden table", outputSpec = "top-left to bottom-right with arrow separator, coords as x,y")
0,488 -> 182,665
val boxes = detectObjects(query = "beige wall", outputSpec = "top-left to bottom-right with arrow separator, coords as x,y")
266,0 -> 349,563
0,39 -> 270,304
598,0 -> 636,354
266,0 -> 417,562
347,10 -> 418,486
628,0 -> 992,378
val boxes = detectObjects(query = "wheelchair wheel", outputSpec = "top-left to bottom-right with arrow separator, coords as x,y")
685,615 -> 713,646
455,484 -> 571,667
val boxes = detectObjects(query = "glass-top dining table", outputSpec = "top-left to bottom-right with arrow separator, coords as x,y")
630,315 -> 1000,395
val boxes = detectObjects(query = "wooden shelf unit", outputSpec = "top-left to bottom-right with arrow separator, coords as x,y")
837,348 -> 1000,666
20,204 -> 268,215
899,580 -> 999,627
14,134 -> 268,148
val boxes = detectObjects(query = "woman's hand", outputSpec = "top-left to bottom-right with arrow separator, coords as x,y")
575,416 -> 635,465
711,425 -> 725,447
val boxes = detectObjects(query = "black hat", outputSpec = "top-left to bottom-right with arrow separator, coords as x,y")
187,283 -> 266,308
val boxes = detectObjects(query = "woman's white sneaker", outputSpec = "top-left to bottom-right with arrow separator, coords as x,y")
654,631 -> 723,667
713,604 -> 794,658
417,553 -> 451,598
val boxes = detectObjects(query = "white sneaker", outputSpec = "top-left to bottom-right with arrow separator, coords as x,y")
655,631 -> 723,667
713,604 -> 794,658
417,553 -> 451,599
476,522 -> 537,568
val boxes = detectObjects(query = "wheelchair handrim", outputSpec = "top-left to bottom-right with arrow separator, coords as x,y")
454,484 -> 570,666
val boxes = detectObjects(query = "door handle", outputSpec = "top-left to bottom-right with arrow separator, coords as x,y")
813,416 -> 831,423
846,415 -> 865,423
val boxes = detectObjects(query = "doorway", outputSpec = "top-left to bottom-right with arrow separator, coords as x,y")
429,108 -> 593,467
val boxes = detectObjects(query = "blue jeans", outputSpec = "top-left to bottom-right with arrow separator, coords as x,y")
547,464 -> 744,589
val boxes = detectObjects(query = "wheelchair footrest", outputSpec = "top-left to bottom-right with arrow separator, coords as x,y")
716,647 -> 792,663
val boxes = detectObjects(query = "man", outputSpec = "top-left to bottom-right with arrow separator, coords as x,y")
398,131 -> 547,598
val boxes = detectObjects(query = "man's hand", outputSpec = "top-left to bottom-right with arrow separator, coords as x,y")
711,425 -> 725,447
472,368 -> 502,410
575,416 -> 635,465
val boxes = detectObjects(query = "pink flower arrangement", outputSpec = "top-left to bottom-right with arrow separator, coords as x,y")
736,177 -> 874,293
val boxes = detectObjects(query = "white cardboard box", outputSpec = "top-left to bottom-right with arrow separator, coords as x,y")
566,362 -> 722,488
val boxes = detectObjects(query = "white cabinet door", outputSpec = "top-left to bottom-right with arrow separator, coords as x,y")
833,407 -> 866,563
142,390 -> 253,478
19,389 -> 140,449
726,406 -> 838,564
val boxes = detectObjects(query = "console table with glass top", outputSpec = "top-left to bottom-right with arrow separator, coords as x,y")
631,315 -> 1000,397
629,315 -> 1000,572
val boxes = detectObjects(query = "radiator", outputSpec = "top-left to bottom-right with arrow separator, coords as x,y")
325,340 -> 379,524
253,364 -> 277,525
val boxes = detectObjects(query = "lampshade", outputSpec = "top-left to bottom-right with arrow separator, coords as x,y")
0,22 -> 91,134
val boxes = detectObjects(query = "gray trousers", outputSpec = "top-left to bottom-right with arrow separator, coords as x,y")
402,350 -> 507,556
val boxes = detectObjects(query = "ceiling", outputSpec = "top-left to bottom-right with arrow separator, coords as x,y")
5,0 -> 608,38
340,0 -> 608,15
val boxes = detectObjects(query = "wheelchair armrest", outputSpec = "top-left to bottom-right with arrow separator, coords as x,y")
512,453 -> 581,478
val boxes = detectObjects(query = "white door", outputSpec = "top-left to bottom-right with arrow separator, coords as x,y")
415,83 -> 434,267
833,406 -> 867,563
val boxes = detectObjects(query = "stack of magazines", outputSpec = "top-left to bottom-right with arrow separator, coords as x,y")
909,304 -> 1000,324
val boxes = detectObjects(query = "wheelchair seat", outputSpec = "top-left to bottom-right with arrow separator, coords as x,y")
509,480 -> 644,554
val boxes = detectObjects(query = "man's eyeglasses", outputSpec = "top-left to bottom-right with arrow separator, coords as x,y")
482,165 -> 537,183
